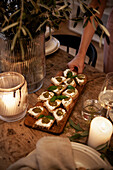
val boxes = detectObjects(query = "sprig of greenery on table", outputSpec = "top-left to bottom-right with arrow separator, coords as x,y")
68,118 -> 89,141
68,118 -> 113,165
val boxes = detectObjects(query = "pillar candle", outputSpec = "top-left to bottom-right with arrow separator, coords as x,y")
88,116 -> 113,148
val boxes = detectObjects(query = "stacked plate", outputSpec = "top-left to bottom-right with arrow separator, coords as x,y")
45,36 -> 60,56
71,142 -> 112,169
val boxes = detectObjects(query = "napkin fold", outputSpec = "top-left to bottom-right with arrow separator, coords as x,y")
7,136 -> 75,170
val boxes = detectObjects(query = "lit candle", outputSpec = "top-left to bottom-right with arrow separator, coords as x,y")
87,116 -> 113,148
0,72 -> 28,122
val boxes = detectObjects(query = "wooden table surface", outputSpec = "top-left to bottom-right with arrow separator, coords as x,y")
0,49 -> 113,169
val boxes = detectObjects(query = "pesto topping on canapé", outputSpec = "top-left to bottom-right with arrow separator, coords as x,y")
42,117 -> 50,124
78,74 -> 85,80
49,101 -> 57,106
57,85 -> 63,90
33,107 -> 42,113
64,97 -> 70,101
56,77 -> 62,82
43,91 -> 50,98
67,89 -> 75,93
56,110 -> 63,116
67,78 -> 73,84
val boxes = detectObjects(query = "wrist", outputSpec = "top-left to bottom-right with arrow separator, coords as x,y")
77,50 -> 86,59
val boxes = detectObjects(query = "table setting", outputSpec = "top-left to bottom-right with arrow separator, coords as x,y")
0,49 -> 113,170
45,27 -> 60,56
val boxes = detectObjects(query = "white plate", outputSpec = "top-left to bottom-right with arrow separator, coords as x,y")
45,37 -> 60,56
71,142 -> 112,169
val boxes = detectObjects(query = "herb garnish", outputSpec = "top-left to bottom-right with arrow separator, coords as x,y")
48,85 -> 57,91
67,85 -> 75,90
50,95 -> 68,102
67,72 -> 78,78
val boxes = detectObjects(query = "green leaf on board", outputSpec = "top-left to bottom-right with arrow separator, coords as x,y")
48,85 -> 57,91
67,72 -> 72,78
67,72 -> 77,78
38,114 -> 45,119
50,96 -> 57,102
57,95 -> 68,100
46,115 -> 54,120
67,85 -> 75,90
50,95 -> 68,102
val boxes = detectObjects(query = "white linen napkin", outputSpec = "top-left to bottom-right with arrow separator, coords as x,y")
7,136 -> 75,170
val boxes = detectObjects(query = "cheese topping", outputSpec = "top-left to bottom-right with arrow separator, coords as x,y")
53,84 -> 67,94
76,74 -> 86,83
44,99 -> 61,111
51,76 -> 66,85
62,88 -> 78,98
35,118 -> 54,127
64,78 -> 76,86
62,97 -> 72,107
38,91 -> 54,101
53,108 -> 66,121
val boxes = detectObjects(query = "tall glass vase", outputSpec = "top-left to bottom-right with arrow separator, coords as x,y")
0,33 -> 46,93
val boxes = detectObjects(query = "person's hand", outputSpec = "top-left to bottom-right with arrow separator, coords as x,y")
67,54 -> 85,73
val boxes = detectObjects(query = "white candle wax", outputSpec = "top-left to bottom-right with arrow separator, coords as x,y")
88,116 -> 113,148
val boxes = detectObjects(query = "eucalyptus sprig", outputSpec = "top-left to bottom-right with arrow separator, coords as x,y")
68,118 -> 89,142
72,0 -> 110,47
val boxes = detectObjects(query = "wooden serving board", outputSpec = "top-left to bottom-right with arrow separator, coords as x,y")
24,71 -> 87,134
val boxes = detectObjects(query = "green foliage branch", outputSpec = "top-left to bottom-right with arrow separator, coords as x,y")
0,0 -> 110,58
71,0 -> 110,47
0,0 -> 71,54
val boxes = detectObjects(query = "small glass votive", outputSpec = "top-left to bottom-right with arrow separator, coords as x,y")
81,99 -> 102,122
0,72 -> 28,122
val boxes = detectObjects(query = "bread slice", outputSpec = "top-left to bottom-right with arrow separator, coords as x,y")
43,99 -> 62,112
52,84 -> 67,95
75,74 -> 87,86
63,68 -> 77,78
51,76 -> 66,86
62,88 -> 79,100
64,78 -> 76,87
37,91 -> 54,102
62,97 -> 73,111
27,106 -> 45,119
33,116 -> 55,130
52,108 -> 66,124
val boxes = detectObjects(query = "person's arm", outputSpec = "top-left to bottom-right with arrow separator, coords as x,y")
68,0 -> 107,73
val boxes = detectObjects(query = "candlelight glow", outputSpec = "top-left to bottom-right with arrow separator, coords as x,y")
2,93 -> 16,107
0,72 -> 28,122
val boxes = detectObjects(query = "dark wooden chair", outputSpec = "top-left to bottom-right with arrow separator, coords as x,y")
53,34 -> 97,67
